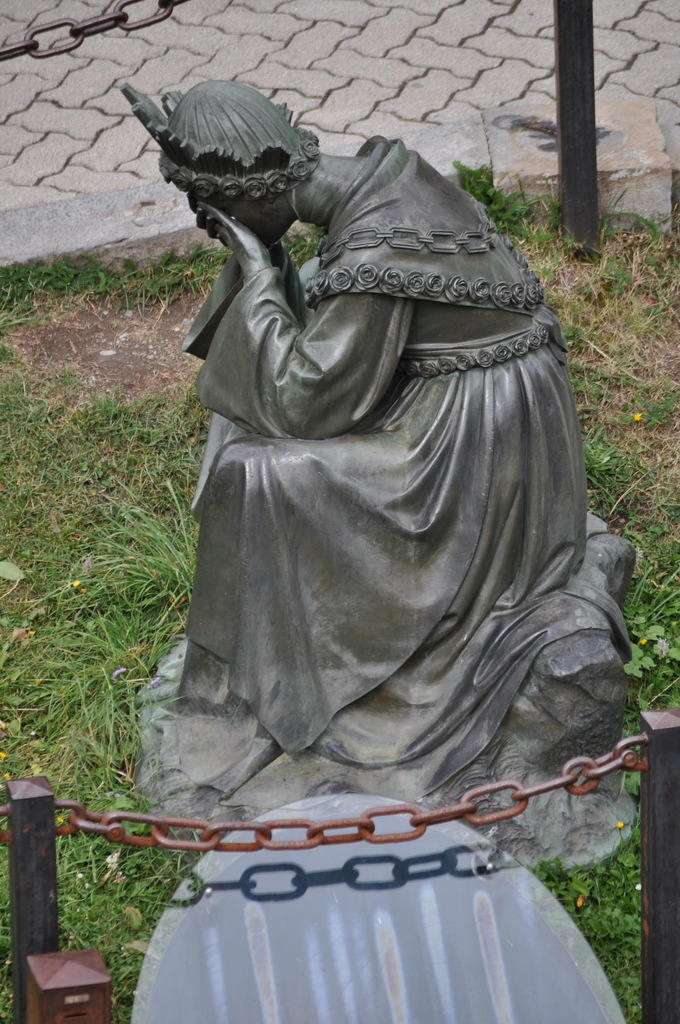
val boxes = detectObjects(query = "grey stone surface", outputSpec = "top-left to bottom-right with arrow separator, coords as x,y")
389,35 -> 497,76
0,0 -> 677,258
397,118 -> 490,178
303,79 -> 393,133
378,69 -> 472,120
0,181 -> 201,265
484,99 -> 673,226
347,7 -> 436,56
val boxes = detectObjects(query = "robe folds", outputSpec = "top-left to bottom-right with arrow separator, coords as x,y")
181,138 -> 629,795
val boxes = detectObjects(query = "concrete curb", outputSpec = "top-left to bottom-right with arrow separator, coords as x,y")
0,104 -> 676,267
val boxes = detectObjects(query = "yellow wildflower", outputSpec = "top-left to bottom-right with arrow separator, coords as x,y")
575,895 -> 586,908
3,773 -> 9,780
633,412 -> 643,421
639,638 -> 648,646
0,752 -> 6,760
28,630 -> 35,636
616,821 -> 625,829
35,679 -> 41,685
71,580 -> 81,588
57,815 -> 65,825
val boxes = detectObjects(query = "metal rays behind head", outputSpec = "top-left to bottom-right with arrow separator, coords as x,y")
121,80 -> 320,203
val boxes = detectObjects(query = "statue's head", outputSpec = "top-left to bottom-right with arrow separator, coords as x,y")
122,80 -> 320,242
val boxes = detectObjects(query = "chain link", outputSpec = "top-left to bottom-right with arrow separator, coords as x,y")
0,733 -> 648,852
0,0 -> 192,62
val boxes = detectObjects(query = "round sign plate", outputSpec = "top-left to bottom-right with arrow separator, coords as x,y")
133,794 -> 625,1024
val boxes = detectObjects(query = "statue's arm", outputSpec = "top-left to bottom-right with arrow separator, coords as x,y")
195,266 -> 413,439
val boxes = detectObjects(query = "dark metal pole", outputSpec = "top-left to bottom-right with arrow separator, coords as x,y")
6,777 -> 59,1024
640,709 -> 680,1024
553,0 -> 599,249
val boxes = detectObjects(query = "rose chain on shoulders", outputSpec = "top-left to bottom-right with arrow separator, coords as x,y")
305,263 -> 545,312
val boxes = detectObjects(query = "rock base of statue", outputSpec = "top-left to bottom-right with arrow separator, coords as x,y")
136,515 -> 636,867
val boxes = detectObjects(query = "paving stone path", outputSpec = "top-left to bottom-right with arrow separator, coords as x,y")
0,0 -> 678,254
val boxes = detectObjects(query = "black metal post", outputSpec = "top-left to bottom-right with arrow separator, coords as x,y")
6,777 -> 59,1024
640,709 -> 680,1024
553,0 -> 599,249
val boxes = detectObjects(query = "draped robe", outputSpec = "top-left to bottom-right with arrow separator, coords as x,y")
180,137 -> 629,796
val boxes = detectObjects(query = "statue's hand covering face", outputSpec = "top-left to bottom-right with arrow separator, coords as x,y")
121,79 -> 320,244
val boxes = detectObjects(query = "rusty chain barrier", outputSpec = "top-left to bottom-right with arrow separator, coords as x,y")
0,0 -> 192,62
0,733 -> 648,852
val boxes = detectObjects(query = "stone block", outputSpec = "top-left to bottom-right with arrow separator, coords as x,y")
273,22 -> 359,69
454,59 -> 545,110
593,50 -> 627,88
0,182 -> 70,212
75,34 -> 164,65
173,0 -> 232,23
428,99 -> 482,125
607,43 -> 680,95
593,26 -> 656,62
277,0 -> 388,27
389,35 -> 496,77
378,69 -> 472,120
420,0 -> 506,45
270,89 -> 328,120
350,111 -> 423,141
121,51 -> 206,96
465,26 -> 554,67
617,9 -> 680,42
592,0 -> 645,25
491,0 -> 554,37
661,123 -> 680,207
304,79 -> 392,134
241,62 -> 349,99
40,166 -> 143,193
654,96 -> 680,131
3,134 -> 90,187
647,0 -> 680,19
347,8 -> 436,57
483,99 -> 673,227
395,118 -> 491,181
1,74 -> 53,124
117,150 -> 163,181
204,7 -> 311,39
70,119 -> 151,171
0,124 -> 44,156
315,48 -> 417,89
40,61 -> 130,106
190,36 -> 285,82
0,181 -> 198,265
320,132 -> 368,156
7,102 -> 111,141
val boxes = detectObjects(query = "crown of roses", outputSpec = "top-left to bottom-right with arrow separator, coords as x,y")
122,81 -> 320,202
158,128 -> 320,202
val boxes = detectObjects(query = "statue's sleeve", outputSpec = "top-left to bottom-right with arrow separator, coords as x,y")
195,265 -> 413,439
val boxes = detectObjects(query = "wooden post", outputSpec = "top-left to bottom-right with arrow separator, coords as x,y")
6,777 -> 59,1024
640,709 -> 680,1024
553,0 -> 599,249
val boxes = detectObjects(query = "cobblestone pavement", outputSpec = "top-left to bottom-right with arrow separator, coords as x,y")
0,0 -> 678,213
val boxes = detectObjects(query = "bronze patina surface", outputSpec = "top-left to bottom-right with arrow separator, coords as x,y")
125,81 -> 634,864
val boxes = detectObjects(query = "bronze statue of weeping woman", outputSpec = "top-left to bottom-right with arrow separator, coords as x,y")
124,80 -> 634,863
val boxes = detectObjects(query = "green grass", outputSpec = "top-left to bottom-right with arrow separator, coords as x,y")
1,211 -> 679,1022
0,246 -> 227,333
